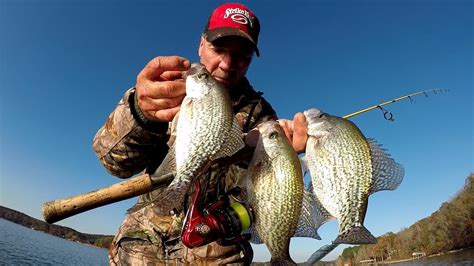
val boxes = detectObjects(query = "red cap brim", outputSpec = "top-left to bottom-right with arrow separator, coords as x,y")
205,28 -> 260,57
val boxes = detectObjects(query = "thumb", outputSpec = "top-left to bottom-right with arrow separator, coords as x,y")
292,112 -> 308,153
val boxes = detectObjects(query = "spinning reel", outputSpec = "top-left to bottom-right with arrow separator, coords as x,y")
181,181 -> 254,264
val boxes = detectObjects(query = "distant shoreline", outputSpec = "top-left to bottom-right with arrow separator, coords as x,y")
0,206 -> 113,249
376,247 -> 472,265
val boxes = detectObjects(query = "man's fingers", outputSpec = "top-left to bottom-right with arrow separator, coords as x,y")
140,56 -> 191,80
139,96 -> 184,113
134,56 -> 190,122
149,96 -> 186,110
153,106 -> 181,122
144,80 -> 186,98
292,112 -> 308,153
293,113 -> 307,135
278,119 -> 293,143
278,114 -> 308,153
160,70 -> 185,81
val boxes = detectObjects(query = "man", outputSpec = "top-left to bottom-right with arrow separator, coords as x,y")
93,3 -> 308,265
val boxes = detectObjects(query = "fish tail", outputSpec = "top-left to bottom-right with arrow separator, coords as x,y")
306,241 -> 340,264
334,225 -> 377,244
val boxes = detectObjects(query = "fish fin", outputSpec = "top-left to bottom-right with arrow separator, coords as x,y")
127,147 -> 178,214
152,186 -> 189,213
300,155 -> 309,177
270,258 -> 296,265
367,139 -> 405,194
307,186 -> 334,229
334,225 -> 377,244
294,190 -> 321,240
244,128 -> 260,148
151,144 -> 177,182
146,145 -> 192,213
215,118 -> 245,158
126,184 -> 179,214
243,226 -> 264,244
143,175 -> 190,214
294,190 -> 332,240
170,111 -> 180,136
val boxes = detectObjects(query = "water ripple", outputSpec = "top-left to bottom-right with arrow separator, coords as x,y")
0,219 -> 108,265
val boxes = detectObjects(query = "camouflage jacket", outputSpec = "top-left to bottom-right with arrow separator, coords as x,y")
93,78 -> 277,264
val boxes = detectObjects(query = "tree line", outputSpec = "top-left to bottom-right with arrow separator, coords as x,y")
0,206 -> 113,249
338,173 -> 473,264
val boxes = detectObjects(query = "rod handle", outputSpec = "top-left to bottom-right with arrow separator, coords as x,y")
42,174 -> 154,224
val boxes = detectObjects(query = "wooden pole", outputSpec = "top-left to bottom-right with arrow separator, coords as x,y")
42,173 -> 173,224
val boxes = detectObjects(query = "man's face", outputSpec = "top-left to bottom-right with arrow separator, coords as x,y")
199,36 -> 254,89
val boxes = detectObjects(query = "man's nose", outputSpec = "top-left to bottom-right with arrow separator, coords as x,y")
219,53 -> 234,71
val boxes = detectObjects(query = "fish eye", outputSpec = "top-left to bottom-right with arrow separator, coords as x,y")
318,113 -> 325,118
269,131 -> 278,139
197,73 -> 208,80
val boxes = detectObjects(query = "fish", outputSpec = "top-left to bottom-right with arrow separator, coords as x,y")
244,121 -> 318,265
148,63 -> 245,213
303,108 -> 404,245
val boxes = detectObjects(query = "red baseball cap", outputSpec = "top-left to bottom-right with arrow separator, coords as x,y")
203,3 -> 260,56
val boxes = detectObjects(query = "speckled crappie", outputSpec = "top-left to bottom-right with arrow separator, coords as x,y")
150,63 -> 245,213
303,108 -> 404,244
245,121 -> 317,265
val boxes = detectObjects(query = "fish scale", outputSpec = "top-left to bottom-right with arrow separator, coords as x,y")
310,116 -> 373,238
176,99 -> 230,177
149,63 -> 245,213
246,121 -> 304,264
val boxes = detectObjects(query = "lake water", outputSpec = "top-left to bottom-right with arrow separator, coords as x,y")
0,218 -> 108,265
389,248 -> 474,266
1,218 -> 472,265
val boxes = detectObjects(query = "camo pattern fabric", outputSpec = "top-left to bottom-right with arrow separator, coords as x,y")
93,78 -> 277,265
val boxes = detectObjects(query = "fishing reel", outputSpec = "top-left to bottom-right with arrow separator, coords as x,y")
181,180 -> 254,264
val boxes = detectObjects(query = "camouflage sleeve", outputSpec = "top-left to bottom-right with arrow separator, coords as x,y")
92,88 -> 170,178
250,96 -> 278,128
241,95 -> 278,133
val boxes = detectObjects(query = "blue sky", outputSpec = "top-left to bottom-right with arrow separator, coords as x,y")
1,0 -> 472,262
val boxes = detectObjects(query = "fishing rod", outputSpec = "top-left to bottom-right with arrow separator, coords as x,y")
342,88 -> 449,121
306,241 -> 340,265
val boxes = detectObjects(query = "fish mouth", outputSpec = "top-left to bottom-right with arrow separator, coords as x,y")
245,128 -> 261,147
183,63 -> 206,80
307,121 -> 330,139
304,108 -> 323,119
308,121 -> 325,129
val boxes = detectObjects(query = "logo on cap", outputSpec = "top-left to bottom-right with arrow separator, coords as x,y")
224,8 -> 253,27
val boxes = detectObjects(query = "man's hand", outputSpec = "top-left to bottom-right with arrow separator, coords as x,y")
135,56 -> 191,122
278,112 -> 308,153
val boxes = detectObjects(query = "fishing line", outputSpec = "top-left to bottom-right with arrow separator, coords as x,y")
343,88 -> 448,120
